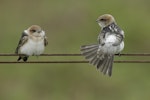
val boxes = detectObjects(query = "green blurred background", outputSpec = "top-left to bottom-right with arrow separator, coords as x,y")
0,0 -> 150,100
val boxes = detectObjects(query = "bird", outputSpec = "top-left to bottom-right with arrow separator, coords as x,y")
15,25 -> 48,61
80,14 -> 124,76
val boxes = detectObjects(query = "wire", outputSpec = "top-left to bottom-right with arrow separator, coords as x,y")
0,60 -> 150,64
0,53 -> 150,63
0,53 -> 150,56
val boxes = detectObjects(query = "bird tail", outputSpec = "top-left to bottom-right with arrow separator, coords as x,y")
80,44 -> 114,76
17,56 -> 29,62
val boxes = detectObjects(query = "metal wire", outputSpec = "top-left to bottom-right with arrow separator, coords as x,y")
0,60 -> 150,64
0,53 -> 150,56
0,53 -> 150,63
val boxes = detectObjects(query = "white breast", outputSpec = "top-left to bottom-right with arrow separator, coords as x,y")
105,35 -> 117,43
102,34 -> 124,54
20,38 -> 45,56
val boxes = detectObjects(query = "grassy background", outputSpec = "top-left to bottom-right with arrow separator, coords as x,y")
0,0 -> 150,100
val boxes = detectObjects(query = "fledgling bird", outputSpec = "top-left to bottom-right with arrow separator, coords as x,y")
15,25 -> 48,61
80,14 -> 124,76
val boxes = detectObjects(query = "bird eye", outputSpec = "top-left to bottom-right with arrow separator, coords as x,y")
100,18 -> 106,21
30,29 -> 36,33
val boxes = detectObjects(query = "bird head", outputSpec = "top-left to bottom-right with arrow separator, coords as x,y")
96,14 -> 116,28
27,25 -> 45,37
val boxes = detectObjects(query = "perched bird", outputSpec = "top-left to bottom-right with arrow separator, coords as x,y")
15,25 -> 48,61
80,14 -> 124,76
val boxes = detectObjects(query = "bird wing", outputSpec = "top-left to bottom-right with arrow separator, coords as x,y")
112,33 -> 124,46
112,25 -> 124,46
15,32 -> 28,54
99,23 -> 124,46
44,36 -> 48,46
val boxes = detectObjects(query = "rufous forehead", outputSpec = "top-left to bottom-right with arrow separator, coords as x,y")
99,14 -> 113,20
28,25 -> 42,31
